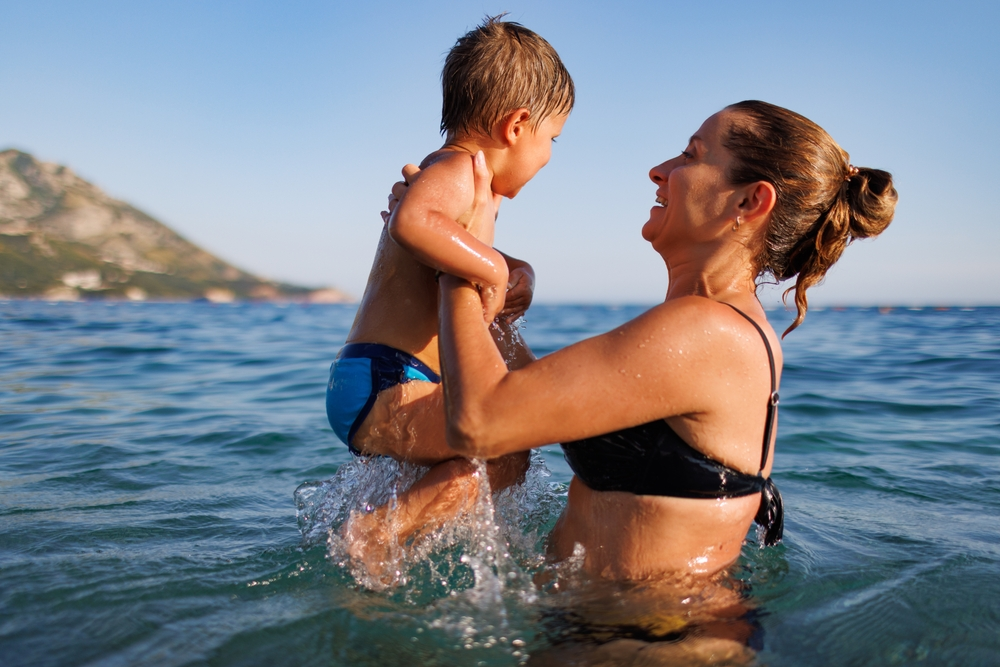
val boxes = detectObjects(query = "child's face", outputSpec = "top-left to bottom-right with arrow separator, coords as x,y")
495,113 -> 567,198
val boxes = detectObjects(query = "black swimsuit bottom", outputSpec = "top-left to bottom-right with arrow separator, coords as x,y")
560,304 -> 784,546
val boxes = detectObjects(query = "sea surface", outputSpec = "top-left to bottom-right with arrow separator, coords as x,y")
1,301 -> 998,666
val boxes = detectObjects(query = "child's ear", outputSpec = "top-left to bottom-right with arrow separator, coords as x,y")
500,108 -> 532,146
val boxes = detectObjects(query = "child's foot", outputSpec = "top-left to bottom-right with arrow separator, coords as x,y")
342,506 -> 401,587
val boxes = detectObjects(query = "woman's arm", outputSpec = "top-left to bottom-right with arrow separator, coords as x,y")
439,274 -> 736,458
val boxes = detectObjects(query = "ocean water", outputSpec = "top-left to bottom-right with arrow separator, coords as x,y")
1,301 -> 998,666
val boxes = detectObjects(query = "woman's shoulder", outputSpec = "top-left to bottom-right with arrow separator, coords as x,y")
642,295 -> 751,332
638,296 -> 778,362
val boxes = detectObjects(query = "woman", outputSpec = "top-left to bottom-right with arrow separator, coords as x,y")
437,100 -> 897,581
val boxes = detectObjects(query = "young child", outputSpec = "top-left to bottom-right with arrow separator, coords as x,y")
325,17 -> 573,566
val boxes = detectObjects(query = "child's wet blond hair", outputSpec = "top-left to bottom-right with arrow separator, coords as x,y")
441,15 -> 574,137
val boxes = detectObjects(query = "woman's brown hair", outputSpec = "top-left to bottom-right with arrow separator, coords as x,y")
723,100 -> 897,335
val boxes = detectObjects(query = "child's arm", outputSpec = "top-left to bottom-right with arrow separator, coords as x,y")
388,152 -> 507,320
498,252 -> 534,322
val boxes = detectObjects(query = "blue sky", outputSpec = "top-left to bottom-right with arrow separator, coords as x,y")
2,0 -> 997,305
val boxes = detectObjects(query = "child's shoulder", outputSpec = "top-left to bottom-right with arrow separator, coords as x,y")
404,149 -> 477,206
394,149 -> 478,223
418,148 -> 475,174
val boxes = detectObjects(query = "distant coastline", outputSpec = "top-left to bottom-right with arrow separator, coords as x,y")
0,288 -> 353,305
0,149 -> 352,303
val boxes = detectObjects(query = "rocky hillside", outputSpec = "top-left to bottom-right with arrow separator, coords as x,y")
0,149 -> 349,302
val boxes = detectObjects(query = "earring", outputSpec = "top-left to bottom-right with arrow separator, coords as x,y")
733,216 -> 742,232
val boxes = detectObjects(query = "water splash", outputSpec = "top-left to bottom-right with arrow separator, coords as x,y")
294,451 -> 563,662
294,451 -> 562,598
490,315 -> 528,368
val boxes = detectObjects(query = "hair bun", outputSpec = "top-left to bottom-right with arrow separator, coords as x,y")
845,168 -> 897,240
723,100 -> 898,335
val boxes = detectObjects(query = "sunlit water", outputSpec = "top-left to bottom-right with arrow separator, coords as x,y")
1,301 -> 998,666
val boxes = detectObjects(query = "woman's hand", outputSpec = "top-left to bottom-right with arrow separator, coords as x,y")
463,151 -> 503,243
463,151 -> 509,321
380,164 -> 421,224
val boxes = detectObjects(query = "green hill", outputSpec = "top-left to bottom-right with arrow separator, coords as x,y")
0,149 -> 349,302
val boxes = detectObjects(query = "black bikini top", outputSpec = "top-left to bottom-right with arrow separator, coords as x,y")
561,304 -> 784,546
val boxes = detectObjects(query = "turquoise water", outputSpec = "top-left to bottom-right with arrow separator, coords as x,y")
1,301 -> 998,666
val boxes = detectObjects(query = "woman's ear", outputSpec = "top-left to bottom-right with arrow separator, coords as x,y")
738,181 -> 777,225
498,108 -> 532,146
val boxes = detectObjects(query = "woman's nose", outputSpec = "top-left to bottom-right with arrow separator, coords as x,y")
649,160 -> 672,184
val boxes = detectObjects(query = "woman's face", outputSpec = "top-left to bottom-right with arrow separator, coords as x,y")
642,111 -> 740,251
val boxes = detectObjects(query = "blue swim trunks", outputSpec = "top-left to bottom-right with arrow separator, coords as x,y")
326,343 -> 441,455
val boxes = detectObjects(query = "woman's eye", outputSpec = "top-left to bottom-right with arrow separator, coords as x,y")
681,151 -> 693,160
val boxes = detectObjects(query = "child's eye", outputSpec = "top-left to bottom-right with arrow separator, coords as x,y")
551,138 -> 558,143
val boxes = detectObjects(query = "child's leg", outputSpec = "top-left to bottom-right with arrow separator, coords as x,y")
354,379 -> 530,487
344,381 -> 529,578
343,457 -> 480,577
338,329 -> 535,581
486,449 -> 530,490
344,453 -> 528,581
350,379 -> 453,463
354,380 -> 529,492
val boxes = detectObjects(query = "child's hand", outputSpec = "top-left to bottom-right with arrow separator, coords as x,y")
478,280 -> 508,324
500,267 -> 534,323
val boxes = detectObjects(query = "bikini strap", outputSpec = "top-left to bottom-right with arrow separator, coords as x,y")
723,304 -> 779,473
